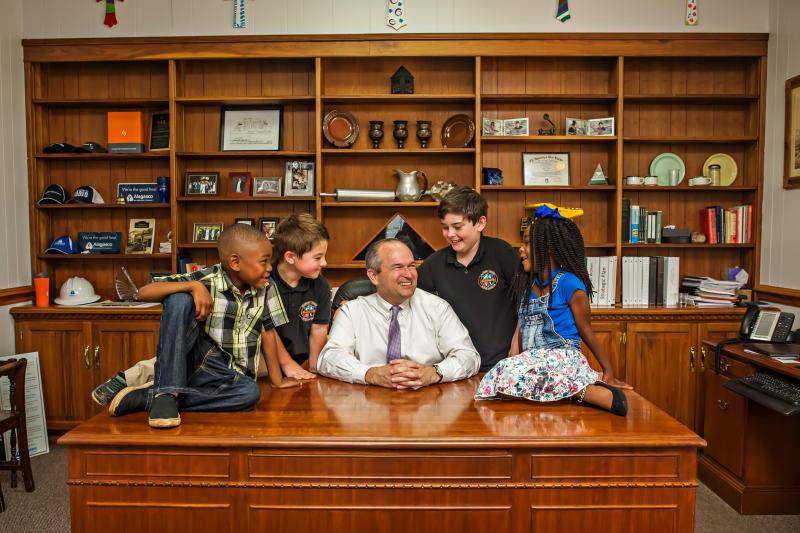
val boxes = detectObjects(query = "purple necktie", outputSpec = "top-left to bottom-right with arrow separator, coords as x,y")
387,305 -> 402,362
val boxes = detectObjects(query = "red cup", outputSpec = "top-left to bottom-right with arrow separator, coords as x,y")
33,272 -> 49,307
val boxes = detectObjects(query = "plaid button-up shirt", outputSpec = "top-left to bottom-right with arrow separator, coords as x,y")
161,264 -> 288,375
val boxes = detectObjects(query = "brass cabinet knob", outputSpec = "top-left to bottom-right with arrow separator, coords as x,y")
83,345 -> 90,369
700,346 -> 706,371
689,346 -> 696,373
720,359 -> 730,373
94,346 -> 100,368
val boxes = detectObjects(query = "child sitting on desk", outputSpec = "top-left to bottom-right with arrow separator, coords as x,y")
475,203 -> 632,416
104,223 -> 298,429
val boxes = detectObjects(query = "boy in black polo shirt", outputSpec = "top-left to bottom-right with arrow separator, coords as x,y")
271,213 -> 332,377
417,186 -> 519,372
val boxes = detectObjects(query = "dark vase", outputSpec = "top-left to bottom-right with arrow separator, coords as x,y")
393,120 -> 409,149
416,120 -> 432,148
368,121 -> 384,149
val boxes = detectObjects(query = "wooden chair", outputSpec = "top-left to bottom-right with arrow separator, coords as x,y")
0,358 -> 35,512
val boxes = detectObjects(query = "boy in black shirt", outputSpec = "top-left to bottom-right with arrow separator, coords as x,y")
271,213 -> 332,376
417,186 -> 519,371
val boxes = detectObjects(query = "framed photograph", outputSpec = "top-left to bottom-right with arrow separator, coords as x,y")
185,172 -> 219,196
522,152 -> 570,186
785,74 -> 800,189
148,110 -> 170,151
234,217 -> 255,226
193,223 -> 223,243
126,218 -> 155,254
482,117 -> 503,136
566,118 -> 588,136
503,117 -> 529,136
284,161 -> 315,197
259,217 -> 280,241
220,106 -> 282,152
588,117 -> 615,137
253,176 -> 282,197
228,171 -> 251,197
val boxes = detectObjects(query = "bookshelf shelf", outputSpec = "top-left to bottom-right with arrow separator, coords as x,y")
482,93 -> 617,103
175,96 -> 314,105
321,202 -> 440,208
321,94 -> 475,103
35,152 -> 169,160
176,151 -> 314,159
480,135 -> 617,143
38,254 -> 171,260
623,94 -> 758,103
32,98 -> 169,107
37,203 -> 171,210
622,243 -> 754,249
622,137 -> 758,144
177,196 -> 313,202
622,186 -> 757,192
481,185 -> 616,191
321,148 -> 475,155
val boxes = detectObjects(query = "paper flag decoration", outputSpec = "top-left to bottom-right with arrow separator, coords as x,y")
556,0 -> 571,23
233,0 -> 246,28
386,0 -> 407,31
686,1 -> 698,26
97,0 -> 124,28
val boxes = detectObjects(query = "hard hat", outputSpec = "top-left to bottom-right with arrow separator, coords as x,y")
55,277 -> 101,306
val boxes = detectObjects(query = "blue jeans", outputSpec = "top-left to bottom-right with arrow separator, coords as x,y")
152,293 -> 261,412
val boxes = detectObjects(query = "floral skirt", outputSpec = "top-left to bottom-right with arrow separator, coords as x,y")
475,347 -> 600,402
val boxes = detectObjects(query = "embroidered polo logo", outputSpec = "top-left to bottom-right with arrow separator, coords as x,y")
478,270 -> 498,290
299,301 -> 318,322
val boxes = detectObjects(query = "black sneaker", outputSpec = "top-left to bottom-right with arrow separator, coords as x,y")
108,383 -> 152,417
149,394 -> 181,429
92,372 -> 127,406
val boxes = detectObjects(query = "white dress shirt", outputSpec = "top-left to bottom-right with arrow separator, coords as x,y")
318,289 -> 481,384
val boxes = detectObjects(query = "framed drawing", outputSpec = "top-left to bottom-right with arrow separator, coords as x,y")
220,106 -> 282,152
284,161 -> 314,197
522,152 -> 570,186
785,74 -> 800,189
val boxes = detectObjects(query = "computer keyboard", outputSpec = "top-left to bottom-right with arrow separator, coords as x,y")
738,372 -> 800,406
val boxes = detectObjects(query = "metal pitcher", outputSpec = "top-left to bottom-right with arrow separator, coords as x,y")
393,169 -> 428,202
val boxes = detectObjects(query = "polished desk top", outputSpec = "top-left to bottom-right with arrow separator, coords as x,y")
60,376 -> 705,449
704,341 -> 800,380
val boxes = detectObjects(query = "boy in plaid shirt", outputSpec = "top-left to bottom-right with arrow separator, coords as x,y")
108,224 -> 298,429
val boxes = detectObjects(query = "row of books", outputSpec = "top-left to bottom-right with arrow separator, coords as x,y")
621,199 -> 662,244
586,256 -> 618,307
680,276 -> 744,307
621,256 -> 681,307
700,205 -> 752,244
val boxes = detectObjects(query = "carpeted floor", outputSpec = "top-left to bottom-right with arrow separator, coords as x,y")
1,439 -> 799,532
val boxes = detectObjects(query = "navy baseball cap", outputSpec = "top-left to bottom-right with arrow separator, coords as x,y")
68,186 -> 105,204
43,142 -> 78,154
74,142 -> 107,153
37,184 -> 69,204
45,235 -> 79,254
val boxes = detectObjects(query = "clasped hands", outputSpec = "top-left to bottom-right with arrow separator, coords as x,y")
365,359 -> 441,390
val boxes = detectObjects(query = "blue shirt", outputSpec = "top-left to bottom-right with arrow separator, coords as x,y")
531,269 -> 586,341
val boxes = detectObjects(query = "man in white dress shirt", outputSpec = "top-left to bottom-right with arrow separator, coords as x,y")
318,239 -> 481,388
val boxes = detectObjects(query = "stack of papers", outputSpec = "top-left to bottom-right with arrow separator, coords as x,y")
681,276 -> 743,307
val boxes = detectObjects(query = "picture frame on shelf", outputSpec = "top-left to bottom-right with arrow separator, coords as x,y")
522,152 -> 570,186
185,172 -> 219,196
259,217 -> 280,241
566,118 -> 588,136
234,218 -> 255,227
220,106 -> 282,152
785,73 -> 800,189
588,117 -> 615,137
148,110 -> 170,151
284,161 -> 314,197
228,171 -> 251,197
193,223 -> 223,243
253,176 -> 282,197
482,118 -> 503,136
503,117 -> 529,136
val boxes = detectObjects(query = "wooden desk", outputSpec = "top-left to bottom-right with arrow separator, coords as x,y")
699,342 -> 800,514
60,376 -> 704,533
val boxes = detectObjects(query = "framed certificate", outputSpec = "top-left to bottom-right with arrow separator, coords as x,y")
220,106 -> 282,151
522,152 -> 570,186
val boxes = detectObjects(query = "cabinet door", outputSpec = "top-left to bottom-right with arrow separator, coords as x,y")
702,367 -> 745,477
626,322 -> 697,428
581,321 -> 625,380
90,320 -> 159,414
15,320 -> 94,428
695,322 -> 741,434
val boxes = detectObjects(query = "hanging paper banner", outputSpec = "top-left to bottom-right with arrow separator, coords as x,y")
97,0 -> 124,28
556,0 -> 571,23
233,0 -> 246,28
386,0 -> 407,31
685,1 -> 698,26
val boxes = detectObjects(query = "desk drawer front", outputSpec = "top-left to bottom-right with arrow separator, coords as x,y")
248,451 -> 513,480
530,452 -> 680,481
85,451 -> 231,479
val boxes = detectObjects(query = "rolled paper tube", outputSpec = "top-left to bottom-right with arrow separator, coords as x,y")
320,189 -> 397,202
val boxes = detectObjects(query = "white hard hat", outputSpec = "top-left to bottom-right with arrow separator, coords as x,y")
55,276 -> 101,306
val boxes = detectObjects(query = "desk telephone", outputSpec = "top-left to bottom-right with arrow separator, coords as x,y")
739,305 -> 796,343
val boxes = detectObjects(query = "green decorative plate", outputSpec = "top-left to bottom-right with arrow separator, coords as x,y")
649,152 -> 686,186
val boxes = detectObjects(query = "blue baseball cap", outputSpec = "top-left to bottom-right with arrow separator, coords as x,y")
45,235 -> 79,254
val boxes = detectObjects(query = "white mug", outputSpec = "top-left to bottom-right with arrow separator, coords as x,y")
688,176 -> 713,186
643,176 -> 658,186
625,176 -> 645,185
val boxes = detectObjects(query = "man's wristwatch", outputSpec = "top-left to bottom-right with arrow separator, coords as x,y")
433,364 -> 444,383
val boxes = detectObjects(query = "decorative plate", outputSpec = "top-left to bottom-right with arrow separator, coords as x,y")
703,153 -> 738,186
649,152 -> 686,186
441,114 -> 475,148
323,110 -> 359,148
